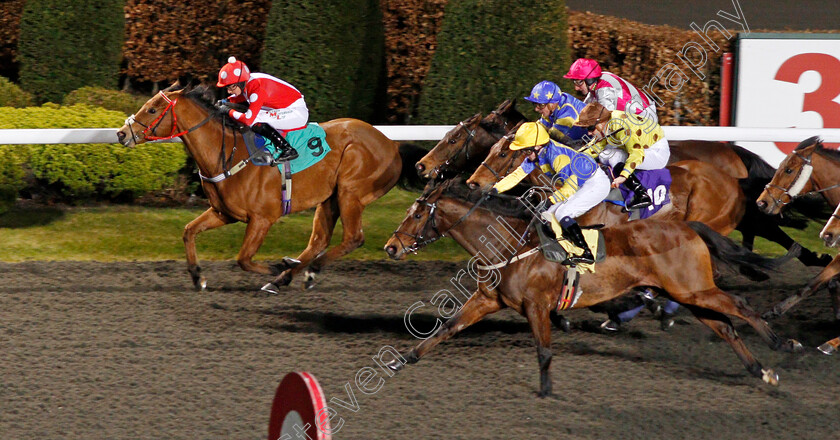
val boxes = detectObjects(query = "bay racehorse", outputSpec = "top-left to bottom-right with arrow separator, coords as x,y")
418,100 -> 830,266
382,179 -> 801,396
116,83 -> 425,291
757,136 -> 840,319
465,131 -> 745,235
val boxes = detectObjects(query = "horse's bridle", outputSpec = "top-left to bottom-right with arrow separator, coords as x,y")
391,190 -> 490,255
478,136 -> 526,181
763,148 -> 840,209
433,121 -> 477,177
124,91 -> 214,143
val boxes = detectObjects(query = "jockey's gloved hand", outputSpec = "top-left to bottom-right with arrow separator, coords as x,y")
568,138 -> 587,149
214,100 -> 232,114
488,187 -> 499,195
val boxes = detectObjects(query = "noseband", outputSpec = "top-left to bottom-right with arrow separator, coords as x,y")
763,148 -> 840,208
392,192 -> 490,255
124,91 -> 214,142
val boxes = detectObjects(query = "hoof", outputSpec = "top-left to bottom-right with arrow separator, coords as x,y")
193,276 -> 207,291
600,319 -> 620,332
818,341 -> 836,355
550,313 -> 571,333
385,359 -> 404,372
303,270 -> 317,290
282,256 -> 301,268
761,368 -> 779,386
537,389 -> 552,398
660,317 -> 675,331
261,283 -> 281,294
788,339 -> 804,353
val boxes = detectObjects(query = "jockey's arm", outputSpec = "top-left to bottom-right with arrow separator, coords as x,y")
228,83 -> 267,126
596,88 -> 619,111
493,167 -> 529,193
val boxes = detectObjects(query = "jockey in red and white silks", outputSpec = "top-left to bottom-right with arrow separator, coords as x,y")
564,58 -> 658,124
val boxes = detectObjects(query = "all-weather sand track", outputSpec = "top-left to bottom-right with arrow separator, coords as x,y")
1,259 -> 839,439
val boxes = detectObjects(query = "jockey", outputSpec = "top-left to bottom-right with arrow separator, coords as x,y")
564,58 -> 657,124
524,80 -> 588,146
491,122 -> 610,264
215,56 -> 308,162
574,101 -> 670,210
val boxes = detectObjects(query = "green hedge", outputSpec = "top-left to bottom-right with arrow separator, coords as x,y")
416,0 -> 571,124
18,0 -> 124,104
0,104 -> 186,203
261,0 -> 385,122
63,87 -> 151,116
0,76 -> 33,108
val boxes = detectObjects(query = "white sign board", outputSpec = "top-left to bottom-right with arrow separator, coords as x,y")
734,33 -> 840,167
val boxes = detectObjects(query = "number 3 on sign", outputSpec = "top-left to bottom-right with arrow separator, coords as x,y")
774,53 -> 840,152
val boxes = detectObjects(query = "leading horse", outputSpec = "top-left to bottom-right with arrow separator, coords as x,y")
382,179 -> 801,396
117,84 -> 425,291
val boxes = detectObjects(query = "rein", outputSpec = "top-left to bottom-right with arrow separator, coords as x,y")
392,192 -> 491,255
125,91 -> 214,142
435,121 -> 477,176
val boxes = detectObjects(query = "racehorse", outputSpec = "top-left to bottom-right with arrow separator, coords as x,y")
757,136 -> 840,319
417,99 -> 830,266
382,179 -> 801,396
116,83 -> 425,291
465,131 -> 746,235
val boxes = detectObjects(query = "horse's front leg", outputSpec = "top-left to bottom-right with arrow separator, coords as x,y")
184,208 -> 233,290
763,255 -> 840,319
388,291 -> 502,369
524,301 -> 553,397
236,216 -> 276,276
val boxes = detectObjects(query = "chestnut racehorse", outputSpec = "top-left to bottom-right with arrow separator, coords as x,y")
757,136 -> 840,320
465,132 -> 745,235
418,100 -> 830,266
117,84 -> 425,291
382,179 -> 801,396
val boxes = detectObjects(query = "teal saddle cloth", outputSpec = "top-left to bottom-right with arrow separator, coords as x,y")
253,123 -> 331,173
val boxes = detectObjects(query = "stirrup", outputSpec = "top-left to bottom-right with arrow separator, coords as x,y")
627,196 -> 652,210
566,252 -> 594,265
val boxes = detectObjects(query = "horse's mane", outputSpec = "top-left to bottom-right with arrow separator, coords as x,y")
180,84 -> 242,127
729,143 -> 776,181
433,178 -> 533,221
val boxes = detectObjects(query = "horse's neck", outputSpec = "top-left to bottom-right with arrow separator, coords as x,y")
813,152 -> 840,205
177,103 -> 246,176
438,197 -> 535,262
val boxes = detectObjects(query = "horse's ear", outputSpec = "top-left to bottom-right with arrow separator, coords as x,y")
468,113 -> 482,125
496,99 -> 514,113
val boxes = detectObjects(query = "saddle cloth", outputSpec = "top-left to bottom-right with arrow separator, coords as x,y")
604,167 -> 672,220
254,123 -> 332,173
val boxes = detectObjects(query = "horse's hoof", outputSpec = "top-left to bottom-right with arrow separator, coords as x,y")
660,317 -> 675,331
261,283 -> 281,294
193,276 -> 207,291
303,270 -> 317,290
788,339 -> 804,353
385,359 -> 404,372
818,342 -> 836,355
282,257 -> 301,268
550,313 -> 571,333
761,368 -> 779,386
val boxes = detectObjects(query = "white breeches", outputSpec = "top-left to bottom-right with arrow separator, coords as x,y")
598,138 -> 670,170
253,97 -> 309,131
545,168 -> 611,220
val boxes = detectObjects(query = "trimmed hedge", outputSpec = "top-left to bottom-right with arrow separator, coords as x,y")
18,0 -> 124,104
0,76 -> 34,108
261,0 -> 386,122
63,87 -> 152,116
416,0 -> 571,124
0,104 -> 187,202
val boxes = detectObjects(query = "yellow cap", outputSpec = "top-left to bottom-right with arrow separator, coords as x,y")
510,122 -> 550,150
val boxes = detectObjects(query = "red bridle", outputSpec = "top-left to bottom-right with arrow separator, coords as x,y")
132,91 -> 190,141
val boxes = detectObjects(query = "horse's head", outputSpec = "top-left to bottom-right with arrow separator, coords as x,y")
415,113 -> 482,180
756,137 -> 821,215
466,121 -> 525,190
116,90 -> 184,147
384,182 -> 449,260
820,202 -> 840,248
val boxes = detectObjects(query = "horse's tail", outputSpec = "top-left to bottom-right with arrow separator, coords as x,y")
687,221 -> 800,281
398,142 -> 428,191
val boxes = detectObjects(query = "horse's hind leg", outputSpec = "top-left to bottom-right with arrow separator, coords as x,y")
262,198 -> 339,293
678,287 -> 801,353
183,208 -> 233,290
764,255 -> 840,320
683,305 -> 778,385
299,195 -> 366,289
389,291 -> 503,370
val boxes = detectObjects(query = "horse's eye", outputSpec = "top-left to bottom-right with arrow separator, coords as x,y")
414,213 -> 422,219
149,108 -> 157,114
500,153 -> 507,158
448,138 -> 456,144
785,168 -> 793,174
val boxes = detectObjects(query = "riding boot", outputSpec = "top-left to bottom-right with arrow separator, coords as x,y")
253,123 -> 299,162
622,172 -> 652,210
561,221 -> 595,265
